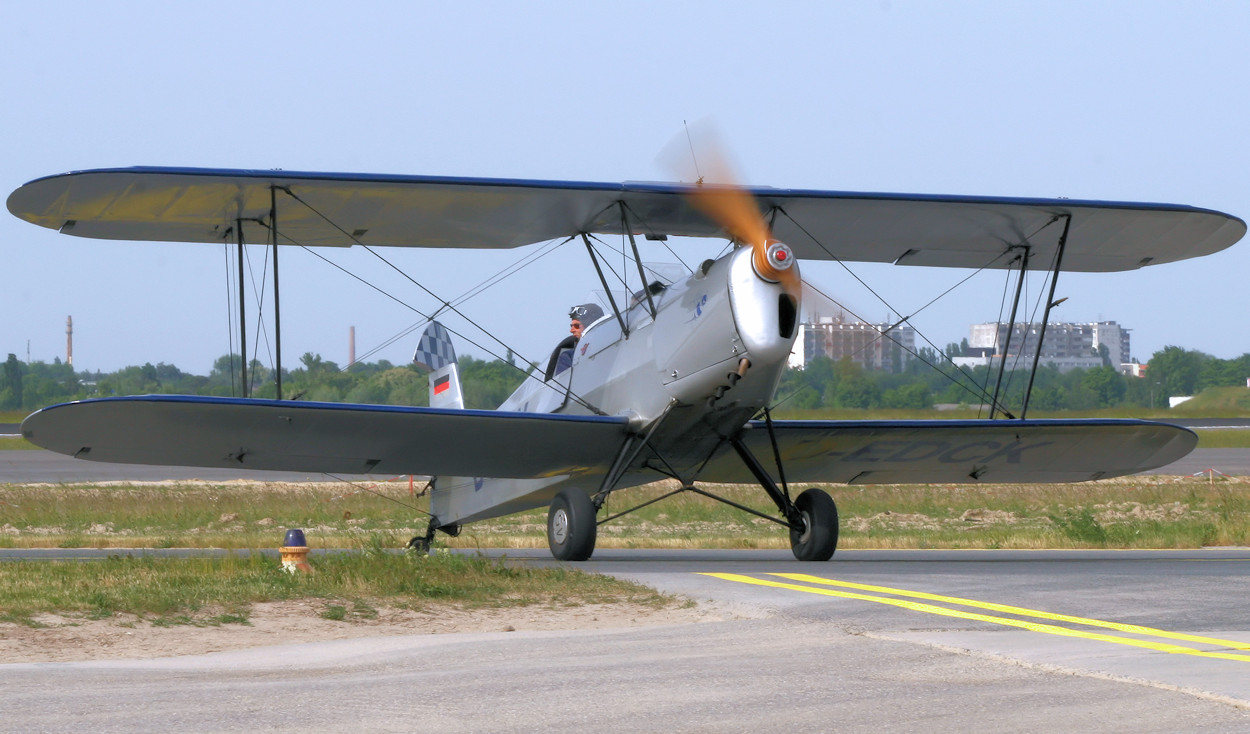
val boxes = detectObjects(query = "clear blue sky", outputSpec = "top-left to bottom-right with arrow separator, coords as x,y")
3,1 -> 1248,375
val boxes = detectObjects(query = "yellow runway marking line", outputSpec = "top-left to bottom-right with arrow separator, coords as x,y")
701,573 -> 1250,663
771,572 -> 1250,651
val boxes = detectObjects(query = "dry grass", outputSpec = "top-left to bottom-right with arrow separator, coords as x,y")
0,545 -> 677,627
3,474 -> 1249,552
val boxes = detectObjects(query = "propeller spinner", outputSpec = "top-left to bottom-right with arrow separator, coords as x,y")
685,170 -> 800,294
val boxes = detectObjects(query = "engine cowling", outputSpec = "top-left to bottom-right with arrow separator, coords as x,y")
653,246 -> 800,410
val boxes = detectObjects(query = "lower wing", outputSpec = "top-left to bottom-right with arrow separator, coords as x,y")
21,395 -> 628,479
699,419 -> 1196,484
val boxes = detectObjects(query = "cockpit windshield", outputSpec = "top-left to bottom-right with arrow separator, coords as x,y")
640,262 -> 687,288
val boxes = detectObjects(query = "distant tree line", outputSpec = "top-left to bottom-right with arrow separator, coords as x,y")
1,345 -> 1248,414
778,345 -> 1250,412
0,352 -> 530,412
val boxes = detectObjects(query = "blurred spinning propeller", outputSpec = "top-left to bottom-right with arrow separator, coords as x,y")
661,126 -> 800,296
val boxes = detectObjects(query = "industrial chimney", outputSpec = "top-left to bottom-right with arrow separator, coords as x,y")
349,325 -> 356,366
66,315 -> 73,366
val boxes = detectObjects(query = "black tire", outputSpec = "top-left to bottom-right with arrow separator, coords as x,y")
547,488 -> 597,561
789,488 -> 839,561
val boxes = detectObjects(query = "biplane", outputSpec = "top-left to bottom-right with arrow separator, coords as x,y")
8,167 -> 1245,560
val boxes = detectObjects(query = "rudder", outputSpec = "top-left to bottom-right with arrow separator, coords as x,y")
414,321 -> 464,410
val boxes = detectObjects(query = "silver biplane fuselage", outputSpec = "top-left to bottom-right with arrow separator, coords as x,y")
431,245 -> 798,527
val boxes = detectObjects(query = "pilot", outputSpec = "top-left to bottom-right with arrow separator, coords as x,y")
546,303 -> 603,379
568,303 -> 603,341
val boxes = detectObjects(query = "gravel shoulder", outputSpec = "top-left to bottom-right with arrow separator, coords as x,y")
0,600 -> 721,663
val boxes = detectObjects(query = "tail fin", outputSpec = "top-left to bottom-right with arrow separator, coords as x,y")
414,321 -> 464,410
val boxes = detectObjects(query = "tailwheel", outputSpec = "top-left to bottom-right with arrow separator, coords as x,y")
790,488 -> 839,561
406,520 -> 460,554
547,487 -> 597,561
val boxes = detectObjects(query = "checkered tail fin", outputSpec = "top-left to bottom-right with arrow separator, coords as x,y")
413,321 -> 464,410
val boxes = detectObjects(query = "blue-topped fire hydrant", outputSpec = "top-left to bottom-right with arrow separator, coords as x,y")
280,528 -> 312,573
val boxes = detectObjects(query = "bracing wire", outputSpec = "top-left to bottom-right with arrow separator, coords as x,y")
320,473 -> 432,516
794,278 -> 1005,411
1000,266 -> 1052,409
346,234 -> 576,366
240,243 -> 274,393
980,258 -> 1018,417
774,208 -> 1051,416
584,233 -> 633,292
270,192 -> 603,413
1003,253 -> 1063,411
789,242 -> 1020,411
619,201 -> 696,273
260,184 -> 1059,420
279,188 -> 549,367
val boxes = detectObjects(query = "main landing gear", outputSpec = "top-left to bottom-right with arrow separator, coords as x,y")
547,487 -> 598,561
789,487 -> 839,561
730,436 -> 839,561
540,482 -> 838,562
541,437 -> 839,562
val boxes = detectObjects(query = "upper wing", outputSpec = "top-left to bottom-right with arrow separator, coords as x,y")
21,395 -> 628,478
8,167 -> 1244,272
697,419 -> 1196,484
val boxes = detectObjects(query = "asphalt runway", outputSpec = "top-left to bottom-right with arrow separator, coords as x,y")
4,548 -> 1250,732
574,549 -> 1250,701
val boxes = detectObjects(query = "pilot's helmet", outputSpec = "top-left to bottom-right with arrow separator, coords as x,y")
568,303 -> 604,326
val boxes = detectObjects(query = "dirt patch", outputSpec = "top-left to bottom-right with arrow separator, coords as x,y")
0,601 -> 720,663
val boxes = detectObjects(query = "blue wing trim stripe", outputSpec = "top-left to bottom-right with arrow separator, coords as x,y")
29,394 -> 627,425
17,165 -> 1238,217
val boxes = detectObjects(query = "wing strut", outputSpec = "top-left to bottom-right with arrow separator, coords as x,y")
592,399 -> 678,505
987,245 -> 1029,419
226,195 -> 285,400
729,437 -> 803,529
580,232 -> 629,337
619,202 -> 658,319
234,218 -> 248,397
269,186 -> 284,401
1022,214 -> 1073,418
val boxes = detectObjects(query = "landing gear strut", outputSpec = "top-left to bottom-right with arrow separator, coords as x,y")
547,487 -> 597,561
536,436 -> 838,561
730,436 -> 839,561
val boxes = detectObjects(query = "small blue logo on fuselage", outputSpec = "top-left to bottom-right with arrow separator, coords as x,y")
694,294 -> 708,317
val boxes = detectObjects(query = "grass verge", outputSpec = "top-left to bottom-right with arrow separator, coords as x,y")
1193,430 -> 1250,448
3,475 -> 1248,626
3,476 -> 1249,552
0,544 -> 674,627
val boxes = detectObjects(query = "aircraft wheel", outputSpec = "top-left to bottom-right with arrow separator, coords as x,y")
547,488 -> 597,561
789,488 -> 839,561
